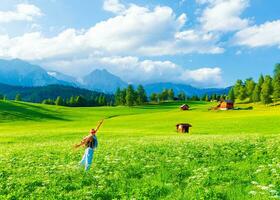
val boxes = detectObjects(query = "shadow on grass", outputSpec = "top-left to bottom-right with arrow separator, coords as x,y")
0,101 -> 69,122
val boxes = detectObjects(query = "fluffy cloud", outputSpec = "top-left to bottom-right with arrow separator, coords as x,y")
0,1 -> 225,87
44,56 -> 223,87
233,20 -> 280,48
103,0 -> 126,14
198,0 -> 249,32
0,3 -> 42,23
0,2 -> 223,61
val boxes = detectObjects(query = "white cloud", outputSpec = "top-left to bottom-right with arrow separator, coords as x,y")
198,0 -> 249,32
0,3 -> 42,23
0,2 -> 225,87
44,56 -> 223,87
103,0 -> 126,14
0,3 -> 223,61
233,20 -> 280,48
181,67 -> 222,85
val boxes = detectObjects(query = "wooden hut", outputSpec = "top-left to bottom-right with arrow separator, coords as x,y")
218,100 -> 234,110
180,104 -> 189,111
176,123 -> 192,133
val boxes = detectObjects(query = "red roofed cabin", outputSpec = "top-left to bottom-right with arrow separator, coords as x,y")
180,104 -> 189,111
219,100 -> 234,110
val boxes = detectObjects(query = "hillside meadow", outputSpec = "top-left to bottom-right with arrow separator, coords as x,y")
0,100 -> 280,199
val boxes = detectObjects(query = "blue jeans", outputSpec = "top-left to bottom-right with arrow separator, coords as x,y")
80,147 -> 94,171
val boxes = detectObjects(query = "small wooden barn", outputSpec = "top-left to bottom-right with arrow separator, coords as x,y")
176,123 -> 192,133
180,104 -> 189,110
218,100 -> 234,110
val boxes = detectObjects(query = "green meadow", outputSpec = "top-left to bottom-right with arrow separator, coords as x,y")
1,100 -> 280,199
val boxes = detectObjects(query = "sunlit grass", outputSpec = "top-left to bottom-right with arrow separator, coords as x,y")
0,100 -> 280,199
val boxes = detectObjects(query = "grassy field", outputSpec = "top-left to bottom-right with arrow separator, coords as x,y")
1,100 -> 280,199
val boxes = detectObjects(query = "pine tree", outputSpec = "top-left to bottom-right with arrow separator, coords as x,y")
252,84 -> 261,102
120,89 -> 127,105
150,93 -> 158,102
239,85 -> 247,101
167,89 -> 174,101
261,75 -> 273,104
69,96 -> 76,107
76,96 -> 87,107
178,92 -> 186,101
161,89 -> 169,101
55,96 -> 64,106
115,87 -> 122,105
15,94 -> 22,101
258,75 -> 264,87
273,64 -> 280,103
126,85 -> 135,106
136,85 -> 147,105
234,80 -> 243,99
227,88 -> 235,102
245,78 -> 256,102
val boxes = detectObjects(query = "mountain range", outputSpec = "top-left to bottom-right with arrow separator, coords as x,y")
0,59 -> 230,96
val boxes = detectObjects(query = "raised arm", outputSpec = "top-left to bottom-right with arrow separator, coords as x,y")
95,119 -> 104,133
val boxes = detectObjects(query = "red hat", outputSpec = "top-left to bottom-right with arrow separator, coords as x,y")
90,129 -> 96,134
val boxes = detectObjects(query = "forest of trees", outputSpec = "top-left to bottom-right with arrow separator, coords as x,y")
150,89 -> 227,103
41,94 -> 114,107
228,64 -> 280,104
115,85 -> 148,106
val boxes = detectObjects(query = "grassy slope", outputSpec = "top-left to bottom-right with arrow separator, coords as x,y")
0,100 -> 280,199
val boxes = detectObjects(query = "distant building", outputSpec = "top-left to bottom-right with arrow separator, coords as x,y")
180,104 -> 189,110
176,123 -> 192,133
218,100 -> 234,110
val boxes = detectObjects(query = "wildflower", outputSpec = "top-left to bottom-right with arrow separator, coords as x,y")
270,190 -> 278,194
249,191 -> 257,195
251,181 -> 258,185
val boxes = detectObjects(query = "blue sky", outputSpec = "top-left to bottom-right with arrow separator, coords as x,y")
0,0 -> 279,88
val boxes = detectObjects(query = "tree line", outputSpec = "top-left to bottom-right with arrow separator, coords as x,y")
228,64 -> 280,104
115,85 -> 148,106
42,95 -> 114,107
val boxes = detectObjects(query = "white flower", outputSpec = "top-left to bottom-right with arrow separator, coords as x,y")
249,191 -> 257,195
251,181 -> 258,185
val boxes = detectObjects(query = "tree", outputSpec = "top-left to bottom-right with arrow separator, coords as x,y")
227,88 -> 235,102
252,84 -> 261,102
15,94 -> 22,101
136,85 -> 147,105
161,89 -> 169,101
42,98 -> 54,105
115,87 -> 122,105
98,95 -> 106,106
258,74 -> 264,88
167,89 -> 174,101
205,95 -> 209,102
261,75 -> 273,104
245,78 -> 256,102
69,96 -> 76,107
55,96 -> 64,106
178,92 -> 186,101
150,93 -> 158,102
120,89 -> 127,105
76,96 -> 87,107
3,95 -> 8,101
126,85 -> 135,106
273,63 -> 280,103
239,85 -> 247,101
234,80 -> 243,99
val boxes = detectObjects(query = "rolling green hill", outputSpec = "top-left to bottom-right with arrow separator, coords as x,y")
0,101 -> 280,199
0,83 -> 113,103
